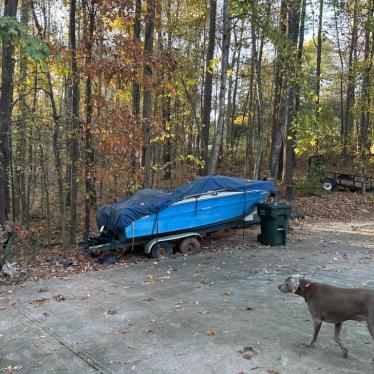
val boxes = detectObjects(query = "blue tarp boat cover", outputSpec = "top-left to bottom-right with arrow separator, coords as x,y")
97,175 -> 276,233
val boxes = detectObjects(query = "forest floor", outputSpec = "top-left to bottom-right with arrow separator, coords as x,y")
0,193 -> 374,373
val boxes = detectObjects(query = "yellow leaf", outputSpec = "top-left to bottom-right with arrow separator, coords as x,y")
110,16 -> 124,30
227,69 -> 233,77
207,58 -> 218,73
310,139 -> 316,146
370,143 -> 374,155
287,136 -> 293,140
294,147 -> 302,155
234,114 -> 248,125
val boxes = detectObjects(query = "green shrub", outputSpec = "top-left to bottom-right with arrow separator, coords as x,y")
295,171 -> 324,196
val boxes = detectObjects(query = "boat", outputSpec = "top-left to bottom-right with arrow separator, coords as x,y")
86,175 -> 275,258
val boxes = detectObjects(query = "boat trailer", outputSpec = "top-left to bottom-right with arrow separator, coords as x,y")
86,231 -> 203,259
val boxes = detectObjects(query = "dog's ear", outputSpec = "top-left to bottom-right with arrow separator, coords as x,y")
290,276 -> 301,293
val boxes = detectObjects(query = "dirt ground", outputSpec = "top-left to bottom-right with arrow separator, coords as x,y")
1,220 -> 374,373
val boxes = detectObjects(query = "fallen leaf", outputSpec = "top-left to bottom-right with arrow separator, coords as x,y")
30,298 -> 49,306
242,351 -> 255,360
205,330 -> 215,336
54,294 -> 65,302
141,297 -> 154,302
238,346 -> 255,354
145,274 -> 156,283
163,270 -> 171,279
1,365 -> 23,373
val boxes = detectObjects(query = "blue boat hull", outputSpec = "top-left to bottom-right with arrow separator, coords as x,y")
124,189 -> 270,240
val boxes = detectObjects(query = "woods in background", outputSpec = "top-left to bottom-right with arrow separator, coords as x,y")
0,0 -> 373,245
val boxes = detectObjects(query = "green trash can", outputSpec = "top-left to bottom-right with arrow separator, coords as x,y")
257,202 -> 292,246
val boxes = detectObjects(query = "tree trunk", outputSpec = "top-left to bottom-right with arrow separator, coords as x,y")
142,0 -> 155,188
344,0 -> 359,155
225,35 -> 235,151
159,8 -> 173,181
39,133 -> 51,245
229,20 -> 244,151
207,0 -> 230,175
283,0 -> 302,196
131,0 -> 141,172
225,20 -> 240,152
314,0 -> 323,151
333,0 -> 345,145
83,0 -> 97,241
0,0 -> 18,225
162,95 -> 172,180
132,0 -> 141,116
28,15 -> 38,222
47,72 -> 69,248
245,52 -> 255,176
34,3 -> 68,247
17,0 -> 31,225
69,0 -> 80,245
201,0 -> 217,172
269,0 -> 287,179
65,75 -> 72,208
252,0 -> 266,180
360,2 -> 373,193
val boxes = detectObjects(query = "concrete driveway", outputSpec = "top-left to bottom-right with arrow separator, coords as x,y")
1,222 -> 374,374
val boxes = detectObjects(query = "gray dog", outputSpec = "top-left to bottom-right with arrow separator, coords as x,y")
278,275 -> 374,359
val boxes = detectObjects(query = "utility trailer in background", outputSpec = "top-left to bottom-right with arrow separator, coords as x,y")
321,172 -> 374,192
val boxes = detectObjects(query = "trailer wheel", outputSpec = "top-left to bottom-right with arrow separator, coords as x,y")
321,178 -> 335,192
179,237 -> 201,255
151,241 -> 173,259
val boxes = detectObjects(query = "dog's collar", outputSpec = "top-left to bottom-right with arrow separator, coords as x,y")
303,283 -> 311,302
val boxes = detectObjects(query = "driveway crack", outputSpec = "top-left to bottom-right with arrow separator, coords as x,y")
11,303 -> 110,374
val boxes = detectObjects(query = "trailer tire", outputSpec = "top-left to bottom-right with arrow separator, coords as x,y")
321,178 -> 335,192
151,241 -> 173,259
179,237 -> 201,255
